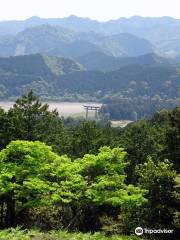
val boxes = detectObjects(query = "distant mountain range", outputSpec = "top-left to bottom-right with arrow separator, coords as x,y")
0,16 -> 180,56
0,24 -> 154,58
0,15 -> 180,39
0,16 -> 179,103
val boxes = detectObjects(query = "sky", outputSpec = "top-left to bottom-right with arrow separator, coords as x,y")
0,0 -> 180,21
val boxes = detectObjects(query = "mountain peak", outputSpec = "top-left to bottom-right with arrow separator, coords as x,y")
26,16 -> 41,21
68,15 -> 79,19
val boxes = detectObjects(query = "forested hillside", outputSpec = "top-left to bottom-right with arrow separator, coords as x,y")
77,52 -> 171,72
0,53 -> 179,119
0,54 -> 84,98
0,92 -> 179,239
0,53 -> 179,98
57,63 -> 179,95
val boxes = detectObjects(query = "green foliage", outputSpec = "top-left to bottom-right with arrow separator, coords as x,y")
0,140 -> 85,227
136,158 -> 177,228
119,115 -> 168,182
43,54 -> 85,76
0,53 -> 84,97
68,121 -> 120,158
55,63 -> 180,100
0,91 -> 179,235
7,90 -> 52,140
4,91 -> 68,155
166,107 -> 180,171
101,97 -> 180,120
0,107 -> 9,148
0,141 -> 59,212
78,147 -> 146,207
172,174 -> 180,229
0,139 -> 146,231
69,121 -> 101,157
0,228 -> 142,240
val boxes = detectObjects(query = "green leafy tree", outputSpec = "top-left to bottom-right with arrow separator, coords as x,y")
5,90 -> 68,154
70,121 -> 101,157
71,147 -> 147,231
173,174 -> 180,230
79,147 -> 145,206
1,141 -> 146,231
0,108 -> 9,149
136,158 -> 177,229
69,121 -> 119,159
166,107 -> 180,171
0,141 -> 61,227
120,118 -> 167,183
0,140 -> 85,228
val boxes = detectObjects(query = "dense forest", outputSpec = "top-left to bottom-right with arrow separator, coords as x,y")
0,53 -> 179,120
0,91 -> 179,239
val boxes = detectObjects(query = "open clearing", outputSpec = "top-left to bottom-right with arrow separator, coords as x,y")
0,101 -> 132,127
0,101 -> 102,117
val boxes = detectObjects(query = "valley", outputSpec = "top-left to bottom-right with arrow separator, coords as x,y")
0,100 -> 102,117
0,11 -> 179,240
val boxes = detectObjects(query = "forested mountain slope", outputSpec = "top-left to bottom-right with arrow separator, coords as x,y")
0,54 -> 84,98
0,54 -> 179,101
77,52 -> 171,72
56,63 -> 180,98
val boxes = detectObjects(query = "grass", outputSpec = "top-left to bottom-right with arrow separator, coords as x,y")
0,228 -> 143,240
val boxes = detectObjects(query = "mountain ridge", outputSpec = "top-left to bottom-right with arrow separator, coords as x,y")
0,54 -> 179,100
0,15 -> 180,55
77,52 -> 172,72
0,24 -> 154,58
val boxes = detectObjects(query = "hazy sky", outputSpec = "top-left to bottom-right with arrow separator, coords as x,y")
0,0 -> 180,21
